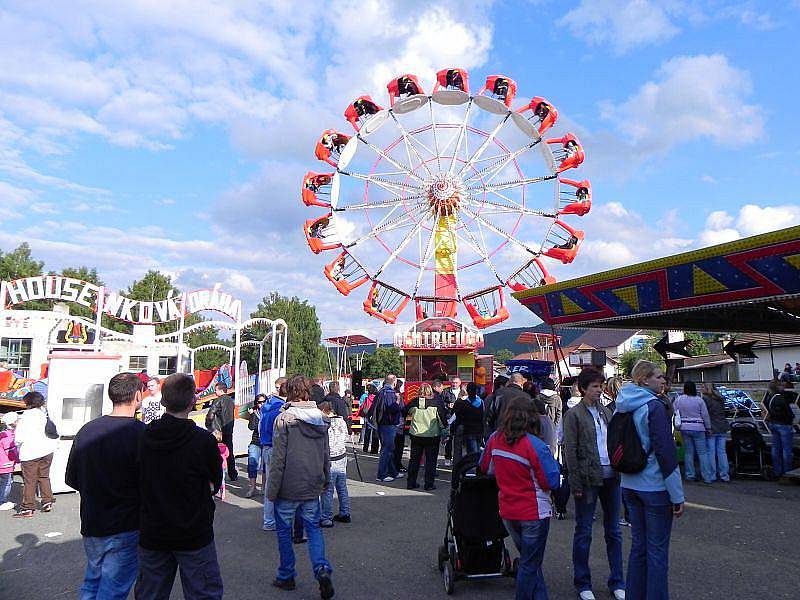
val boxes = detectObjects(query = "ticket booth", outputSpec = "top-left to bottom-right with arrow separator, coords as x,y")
393,317 -> 492,401
46,352 -> 121,492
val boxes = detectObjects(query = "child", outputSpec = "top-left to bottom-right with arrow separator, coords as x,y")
319,401 -> 351,527
1,412 -> 19,510
213,430 -> 229,501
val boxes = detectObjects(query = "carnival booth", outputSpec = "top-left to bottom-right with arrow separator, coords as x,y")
47,352 -> 121,492
0,275 -> 289,490
394,317 -> 493,401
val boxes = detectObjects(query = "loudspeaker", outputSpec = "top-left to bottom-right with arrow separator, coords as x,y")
352,370 -> 364,398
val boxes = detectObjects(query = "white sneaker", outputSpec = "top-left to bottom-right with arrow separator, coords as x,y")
444,459 -> 452,467
394,472 -> 405,479
380,476 -> 395,482
612,590 -> 625,600
579,591 -> 596,600
0,502 -> 14,511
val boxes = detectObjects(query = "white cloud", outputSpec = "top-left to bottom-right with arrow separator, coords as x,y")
226,272 -> 256,294
736,204 -> 800,236
558,0 -> 681,54
700,174 -> 717,184
608,54 -> 763,153
699,203 -> 800,246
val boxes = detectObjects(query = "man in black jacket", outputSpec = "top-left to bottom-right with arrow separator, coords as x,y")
323,381 -> 352,433
66,372 -> 145,599
206,382 -> 237,480
135,373 -> 224,600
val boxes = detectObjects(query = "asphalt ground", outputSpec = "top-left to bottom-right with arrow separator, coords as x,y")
2,446 -> 798,600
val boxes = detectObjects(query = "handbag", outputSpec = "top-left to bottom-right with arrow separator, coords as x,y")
672,407 -> 682,430
44,410 -> 59,440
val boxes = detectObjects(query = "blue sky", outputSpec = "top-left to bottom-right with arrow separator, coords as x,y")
1,0 -> 798,340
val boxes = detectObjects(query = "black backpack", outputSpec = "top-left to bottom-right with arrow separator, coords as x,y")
607,411 -> 648,473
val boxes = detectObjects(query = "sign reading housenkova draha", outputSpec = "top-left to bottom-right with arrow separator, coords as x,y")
0,276 -> 242,324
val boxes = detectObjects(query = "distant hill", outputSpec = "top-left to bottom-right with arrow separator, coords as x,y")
483,324 -> 587,356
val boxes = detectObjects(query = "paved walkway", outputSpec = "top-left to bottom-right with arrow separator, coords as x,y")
2,449 -> 799,599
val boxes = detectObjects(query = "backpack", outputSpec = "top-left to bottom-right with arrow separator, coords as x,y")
44,410 -> 59,440
606,411 -> 648,473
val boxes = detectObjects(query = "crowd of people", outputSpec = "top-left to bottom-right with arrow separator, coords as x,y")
0,359 -> 797,600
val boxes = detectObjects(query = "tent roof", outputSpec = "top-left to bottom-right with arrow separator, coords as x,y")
325,334 -> 376,347
512,226 -> 800,333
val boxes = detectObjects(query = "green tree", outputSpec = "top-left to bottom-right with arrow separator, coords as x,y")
494,348 -> 515,364
120,270 -> 183,335
361,346 -> 403,379
0,243 -> 48,310
245,292 -> 326,376
617,332 -> 665,376
685,332 -> 709,355
185,321 -> 230,371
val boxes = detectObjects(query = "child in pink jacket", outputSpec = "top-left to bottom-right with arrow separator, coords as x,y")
1,412 -> 20,510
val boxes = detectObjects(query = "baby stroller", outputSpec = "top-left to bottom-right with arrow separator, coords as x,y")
729,420 -> 772,480
437,453 -> 516,594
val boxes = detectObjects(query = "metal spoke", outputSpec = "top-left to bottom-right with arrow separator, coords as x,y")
374,212 -> 430,278
339,171 -> 424,199
463,139 -> 542,185
429,103 -> 443,172
390,112 -> 435,178
460,205 -> 541,255
466,174 -> 556,193
463,193 -> 556,218
357,135 -> 425,183
456,112 -> 511,178
343,202 -> 427,248
335,193 -> 426,211
413,208 -> 442,295
448,98 -> 473,174
453,213 -> 504,284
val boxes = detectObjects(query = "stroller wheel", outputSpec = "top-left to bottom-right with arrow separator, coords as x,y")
437,544 -> 448,572
443,561 -> 455,594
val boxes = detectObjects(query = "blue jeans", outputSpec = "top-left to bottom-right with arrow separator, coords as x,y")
623,489 -> 673,600
572,478 -> 624,593
80,531 -> 139,600
708,434 -> 730,481
274,498 -> 332,582
262,446 -> 275,528
682,430 -> 714,483
770,423 -> 795,477
247,443 -> 263,479
464,434 -> 481,454
503,518 -> 550,600
0,472 -> 12,504
321,458 -> 350,521
377,425 -> 398,479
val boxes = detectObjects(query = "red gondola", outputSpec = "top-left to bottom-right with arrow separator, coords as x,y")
463,286 -> 510,329
546,133 -> 584,173
363,281 -> 411,324
315,129 -> 351,167
324,251 -> 370,296
478,75 -> 517,107
516,96 -> 558,135
506,258 -> 556,292
302,172 -> 334,208
386,74 -> 425,106
344,96 -> 384,131
433,68 -> 470,94
558,178 -> 591,216
542,220 -> 584,264
304,214 -> 340,254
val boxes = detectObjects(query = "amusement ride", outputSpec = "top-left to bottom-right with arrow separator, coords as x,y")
302,68 -> 590,331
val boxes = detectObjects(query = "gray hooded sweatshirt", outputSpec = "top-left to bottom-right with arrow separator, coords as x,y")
267,401 -> 331,502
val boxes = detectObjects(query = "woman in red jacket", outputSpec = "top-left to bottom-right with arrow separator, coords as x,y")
480,396 -> 561,600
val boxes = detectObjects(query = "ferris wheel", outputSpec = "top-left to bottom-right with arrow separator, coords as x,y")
301,68 -> 590,328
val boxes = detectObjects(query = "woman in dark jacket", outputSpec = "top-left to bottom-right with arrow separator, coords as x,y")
452,382 -> 484,464
761,380 -> 796,477
563,368 -> 624,600
701,383 -> 730,482
246,394 -> 267,497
